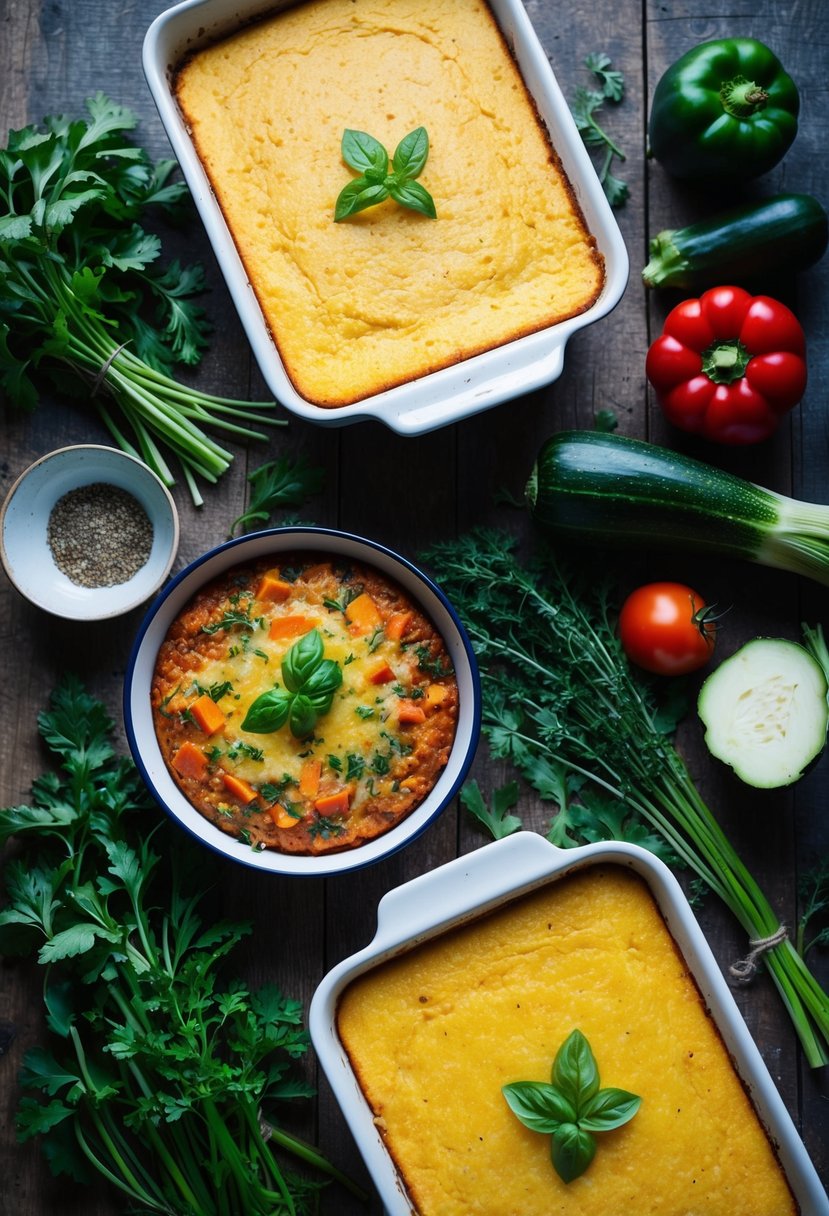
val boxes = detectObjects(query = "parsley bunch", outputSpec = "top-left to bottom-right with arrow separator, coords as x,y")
0,677 -> 362,1214
0,94 -> 281,504
425,529 -> 829,1067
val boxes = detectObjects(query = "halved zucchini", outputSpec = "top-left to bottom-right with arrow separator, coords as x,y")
698,638 -> 829,789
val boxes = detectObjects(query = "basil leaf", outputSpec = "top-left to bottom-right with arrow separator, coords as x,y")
341,129 -> 388,176
282,629 -> 324,692
502,1081 -> 575,1132
303,659 -> 343,702
392,126 -> 429,179
579,1087 -> 641,1132
334,178 -> 390,222
387,178 -> 436,219
553,1029 -> 600,1111
241,688 -> 292,733
289,694 -> 317,739
551,1123 -> 596,1184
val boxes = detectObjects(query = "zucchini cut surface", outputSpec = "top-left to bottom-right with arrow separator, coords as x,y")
698,638 -> 828,789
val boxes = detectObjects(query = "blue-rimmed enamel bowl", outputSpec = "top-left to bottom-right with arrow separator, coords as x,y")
123,526 -> 481,875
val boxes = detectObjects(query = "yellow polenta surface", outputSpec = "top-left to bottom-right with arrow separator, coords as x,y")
174,0 -> 604,406
337,867 -> 796,1215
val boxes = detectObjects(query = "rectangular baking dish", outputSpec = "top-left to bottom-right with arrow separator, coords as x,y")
309,831 -> 828,1215
142,0 -> 628,435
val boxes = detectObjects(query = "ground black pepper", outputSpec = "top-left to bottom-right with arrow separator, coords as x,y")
47,482 -> 154,588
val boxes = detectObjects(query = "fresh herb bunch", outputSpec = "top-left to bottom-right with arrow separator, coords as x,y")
570,53 -> 628,207
334,127 -> 436,221
425,529 -> 829,1067
0,94 -> 281,504
0,677 -> 361,1214
230,455 -> 326,536
503,1030 -> 640,1183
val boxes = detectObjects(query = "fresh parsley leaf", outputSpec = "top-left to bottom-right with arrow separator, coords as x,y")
460,779 -> 523,840
569,57 -> 628,207
230,454 -> 325,536
584,52 -> 625,102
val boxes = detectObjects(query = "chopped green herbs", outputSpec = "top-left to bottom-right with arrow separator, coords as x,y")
0,678 -> 363,1213
0,95 -> 281,504
503,1030 -> 640,1183
334,127 -> 436,221
570,54 -> 628,207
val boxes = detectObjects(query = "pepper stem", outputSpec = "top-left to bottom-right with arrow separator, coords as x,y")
701,338 -> 752,385
720,76 -> 769,118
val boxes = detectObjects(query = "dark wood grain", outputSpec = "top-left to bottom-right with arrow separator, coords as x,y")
1,1 -> 827,1213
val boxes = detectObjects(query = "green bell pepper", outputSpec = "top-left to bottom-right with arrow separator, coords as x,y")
649,38 -> 799,180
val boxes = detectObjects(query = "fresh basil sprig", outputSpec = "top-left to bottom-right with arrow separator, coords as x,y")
242,629 -> 342,738
334,127 -> 436,221
502,1029 -> 640,1183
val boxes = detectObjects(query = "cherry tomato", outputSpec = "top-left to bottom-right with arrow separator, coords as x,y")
618,582 -> 717,676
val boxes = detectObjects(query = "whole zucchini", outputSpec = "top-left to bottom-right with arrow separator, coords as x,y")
525,430 -> 829,587
642,193 -> 827,289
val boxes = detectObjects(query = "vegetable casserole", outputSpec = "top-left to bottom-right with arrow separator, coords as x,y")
172,0 -> 605,407
151,552 -> 458,853
336,865 -> 797,1215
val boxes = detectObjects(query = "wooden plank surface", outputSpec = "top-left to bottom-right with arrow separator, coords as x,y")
1,0 -> 828,1212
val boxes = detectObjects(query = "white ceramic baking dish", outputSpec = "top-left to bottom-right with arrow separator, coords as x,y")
142,0 -> 628,435
309,831 -> 828,1215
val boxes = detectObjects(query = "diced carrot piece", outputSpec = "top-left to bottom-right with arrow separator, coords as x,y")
256,572 -> 292,602
299,758 -> 322,799
345,591 -> 382,633
386,611 -> 413,641
269,615 -> 316,640
425,683 -> 449,708
314,789 -> 351,817
189,693 -> 226,736
368,661 -> 395,685
221,772 -> 258,805
172,741 -> 209,779
268,804 -> 303,830
398,704 -> 427,725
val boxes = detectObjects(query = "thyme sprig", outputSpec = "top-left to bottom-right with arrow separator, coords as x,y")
425,529 -> 829,1067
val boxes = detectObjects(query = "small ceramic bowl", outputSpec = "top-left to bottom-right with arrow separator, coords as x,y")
0,445 -> 180,621
123,526 -> 481,876
310,833 -> 829,1215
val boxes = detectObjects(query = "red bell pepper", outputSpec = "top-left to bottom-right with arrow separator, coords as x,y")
645,285 -> 806,444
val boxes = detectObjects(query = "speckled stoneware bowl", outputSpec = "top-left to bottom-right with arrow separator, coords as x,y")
0,445 -> 180,621
310,833 -> 829,1215
123,526 -> 481,876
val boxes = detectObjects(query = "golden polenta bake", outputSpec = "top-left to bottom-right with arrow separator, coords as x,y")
173,0 -> 605,407
151,553 -> 458,854
337,867 -> 797,1215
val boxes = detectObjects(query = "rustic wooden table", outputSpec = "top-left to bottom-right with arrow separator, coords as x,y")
2,0 -> 828,1212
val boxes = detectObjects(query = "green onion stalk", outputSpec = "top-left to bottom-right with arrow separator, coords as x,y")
425,530 -> 829,1067
13,259 -> 283,506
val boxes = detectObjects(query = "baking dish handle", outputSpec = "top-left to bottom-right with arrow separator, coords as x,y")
374,832 -> 564,941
